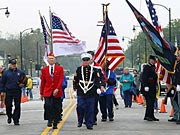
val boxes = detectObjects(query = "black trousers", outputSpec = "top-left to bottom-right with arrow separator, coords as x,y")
44,96 -> 62,124
144,95 -> 155,118
113,94 -> 119,106
99,94 -> 114,119
5,90 -> 21,123
94,94 -> 99,122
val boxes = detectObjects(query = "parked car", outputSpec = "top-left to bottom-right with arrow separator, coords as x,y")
160,81 -> 167,95
32,77 -> 39,85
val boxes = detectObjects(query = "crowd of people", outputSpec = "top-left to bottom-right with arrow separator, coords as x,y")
0,48 -> 180,129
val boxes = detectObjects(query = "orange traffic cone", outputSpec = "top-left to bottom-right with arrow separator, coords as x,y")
25,96 -> 29,102
21,96 -> 25,103
159,99 -> 167,113
139,95 -> 144,104
169,107 -> 174,117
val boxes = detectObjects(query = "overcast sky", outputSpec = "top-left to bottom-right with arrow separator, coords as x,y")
0,0 -> 179,51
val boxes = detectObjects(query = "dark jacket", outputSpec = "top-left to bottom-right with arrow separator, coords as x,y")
174,62 -> 180,85
141,63 -> 157,96
1,68 -> 26,91
73,65 -> 103,98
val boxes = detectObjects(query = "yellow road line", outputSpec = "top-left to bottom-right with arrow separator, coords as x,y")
51,102 -> 77,135
41,87 -> 74,135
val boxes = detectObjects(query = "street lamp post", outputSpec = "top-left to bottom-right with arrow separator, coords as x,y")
36,41 -> 40,77
20,28 -> 33,71
122,36 -> 133,68
29,59 -> 33,77
0,7 -> 10,18
153,3 -> 171,42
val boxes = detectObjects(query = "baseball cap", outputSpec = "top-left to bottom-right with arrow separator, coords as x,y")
9,59 -> 17,64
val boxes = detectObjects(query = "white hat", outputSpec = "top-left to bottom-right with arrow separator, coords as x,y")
81,53 -> 92,60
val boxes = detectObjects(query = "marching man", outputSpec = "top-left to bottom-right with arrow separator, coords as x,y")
73,52 -> 103,130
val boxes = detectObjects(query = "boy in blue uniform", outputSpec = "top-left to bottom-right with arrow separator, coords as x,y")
99,60 -> 117,121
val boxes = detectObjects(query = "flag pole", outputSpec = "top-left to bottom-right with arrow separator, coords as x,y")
102,3 -> 110,72
49,6 -> 53,52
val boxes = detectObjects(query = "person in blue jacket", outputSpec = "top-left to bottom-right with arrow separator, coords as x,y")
119,67 -> 134,108
62,75 -> 67,101
99,60 -> 117,122
1,59 -> 27,125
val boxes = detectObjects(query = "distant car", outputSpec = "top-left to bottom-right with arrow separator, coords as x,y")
160,81 -> 167,95
32,77 -> 39,85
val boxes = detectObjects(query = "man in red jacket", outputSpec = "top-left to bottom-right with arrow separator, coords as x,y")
40,52 -> 64,129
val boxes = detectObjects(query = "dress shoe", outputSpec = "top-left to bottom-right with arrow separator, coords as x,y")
168,118 -> 177,122
87,126 -> 93,130
14,122 -> 20,126
7,118 -> 12,124
101,119 -> 107,122
93,121 -> 97,125
144,117 -> 153,121
77,123 -> 82,127
109,118 -> 114,121
152,117 -> 159,121
176,120 -> 180,124
47,121 -> 52,127
53,125 -> 58,129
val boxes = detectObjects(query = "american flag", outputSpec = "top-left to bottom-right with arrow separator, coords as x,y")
146,0 -> 171,84
94,14 -> 125,71
52,14 -> 86,56
40,14 -> 50,65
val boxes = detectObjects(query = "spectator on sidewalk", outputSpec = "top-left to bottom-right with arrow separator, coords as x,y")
26,75 -> 33,100
0,65 -> 5,115
119,67 -> 134,108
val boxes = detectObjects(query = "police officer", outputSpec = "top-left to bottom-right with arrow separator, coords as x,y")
142,55 -> 159,121
1,59 -> 26,125
173,49 -> 180,124
73,52 -> 103,130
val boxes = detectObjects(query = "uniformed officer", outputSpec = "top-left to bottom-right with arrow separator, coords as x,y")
141,55 -> 159,121
1,59 -> 26,125
73,52 -> 103,130
87,50 -> 106,125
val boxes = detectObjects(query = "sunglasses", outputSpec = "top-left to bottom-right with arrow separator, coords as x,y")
82,58 -> 90,61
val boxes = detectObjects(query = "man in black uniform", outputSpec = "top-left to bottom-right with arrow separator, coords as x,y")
73,52 -> 103,130
142,55 -> 159,121
1,59 -> 26,125
173,49 -> 180,124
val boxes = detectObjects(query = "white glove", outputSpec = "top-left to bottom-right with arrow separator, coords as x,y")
177,85 -> 180,92
144,87 -> 149,92
97,89 -> 101,94
72,91 -> 77,97
171,89 -> 175,94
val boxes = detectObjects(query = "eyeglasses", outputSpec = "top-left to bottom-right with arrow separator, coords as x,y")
82,58 -> 90,61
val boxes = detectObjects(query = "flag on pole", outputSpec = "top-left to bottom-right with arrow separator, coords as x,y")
51,14 -> 86,56
39,12 -> 50,65
126,0 -> 176,73
146,0 -> 174,84
94,13 -> 125,71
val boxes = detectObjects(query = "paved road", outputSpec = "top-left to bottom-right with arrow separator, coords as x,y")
0,81 -> 180,135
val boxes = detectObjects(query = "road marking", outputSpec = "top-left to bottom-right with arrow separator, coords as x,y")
52,102 -> 76,135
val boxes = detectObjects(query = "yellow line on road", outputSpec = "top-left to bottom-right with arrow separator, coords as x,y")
51,102 -> 76,135
41,87 -> 74,135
